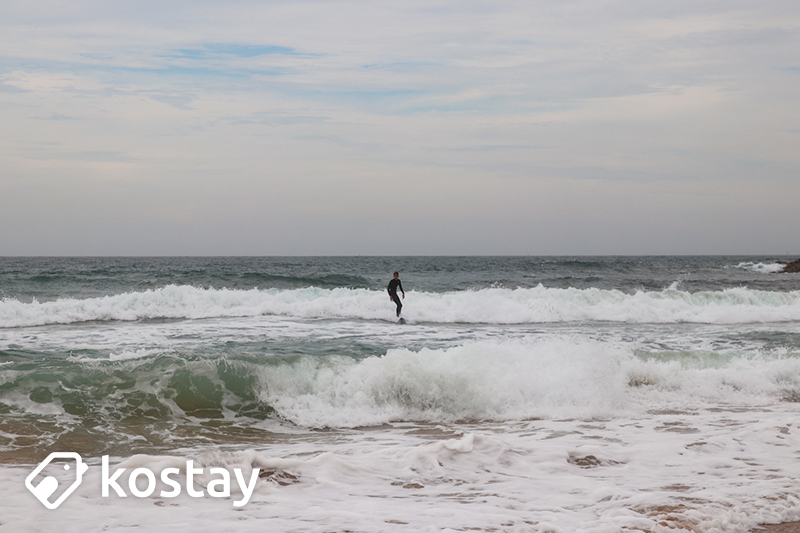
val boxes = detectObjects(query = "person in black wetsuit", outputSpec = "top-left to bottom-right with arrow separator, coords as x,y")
387,271 -> 405,317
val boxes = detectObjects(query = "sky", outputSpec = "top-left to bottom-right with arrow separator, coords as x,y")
1,1 -> 799,256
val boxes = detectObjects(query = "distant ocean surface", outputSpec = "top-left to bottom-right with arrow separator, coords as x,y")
2,256 -> 800,532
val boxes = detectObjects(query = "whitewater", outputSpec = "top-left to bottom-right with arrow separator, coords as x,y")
3,283 -> 800,328
1,256 -> 800,532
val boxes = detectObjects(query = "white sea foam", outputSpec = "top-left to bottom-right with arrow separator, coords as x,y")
3,284 -> 800,328
5,410 -> 800,532
108,348 -> 171,361
735,261 -> 787,273
257,338 -> 800,428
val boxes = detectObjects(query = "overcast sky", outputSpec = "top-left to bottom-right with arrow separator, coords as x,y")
1,1 -> 798,255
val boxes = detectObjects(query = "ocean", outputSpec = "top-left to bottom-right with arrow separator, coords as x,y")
1,256 -> 800,532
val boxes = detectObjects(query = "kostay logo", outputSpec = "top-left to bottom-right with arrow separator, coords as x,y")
25,453 -> 89,510
26,453 -> 260,509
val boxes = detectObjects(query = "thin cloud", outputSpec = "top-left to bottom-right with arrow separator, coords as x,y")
0,0 -> 798,255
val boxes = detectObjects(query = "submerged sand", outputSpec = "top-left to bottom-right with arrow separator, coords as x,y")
755,524 -> 800,533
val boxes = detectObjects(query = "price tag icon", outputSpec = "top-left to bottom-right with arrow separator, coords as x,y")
25,452 -> 89,509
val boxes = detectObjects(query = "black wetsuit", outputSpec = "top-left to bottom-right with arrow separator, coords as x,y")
387,278 -> 404,317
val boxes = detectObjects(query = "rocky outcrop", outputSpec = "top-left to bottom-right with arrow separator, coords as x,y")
783,259 -> 800,273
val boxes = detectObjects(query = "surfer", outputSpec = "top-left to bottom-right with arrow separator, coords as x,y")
387,272 -> 405,317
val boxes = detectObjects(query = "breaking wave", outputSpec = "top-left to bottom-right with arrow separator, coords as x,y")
734,261 -> 787,274
3,339 -> 799,430
3,284 -> 800,328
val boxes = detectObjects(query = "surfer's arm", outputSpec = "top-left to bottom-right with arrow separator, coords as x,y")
399,281 -> 405,296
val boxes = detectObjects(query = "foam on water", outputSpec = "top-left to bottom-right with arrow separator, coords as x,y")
258,338 -> 800,427
108,348 -> 172,361
3,284 -> 800,328
4,410 -> 800,533
735,261 -> 788,274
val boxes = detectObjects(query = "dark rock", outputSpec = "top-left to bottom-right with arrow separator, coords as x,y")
783,260 -> 800,273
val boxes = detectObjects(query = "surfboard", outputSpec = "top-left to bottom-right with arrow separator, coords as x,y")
397,317 -> 406,324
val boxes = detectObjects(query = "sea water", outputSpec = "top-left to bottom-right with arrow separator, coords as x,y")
1,256 -> 800,532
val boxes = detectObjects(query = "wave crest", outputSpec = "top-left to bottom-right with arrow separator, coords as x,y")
2,284 -> 800,328
734,262 -> 786,274
258,339 -> 800,427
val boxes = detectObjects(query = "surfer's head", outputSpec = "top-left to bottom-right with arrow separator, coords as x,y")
393,272 -> 399,279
